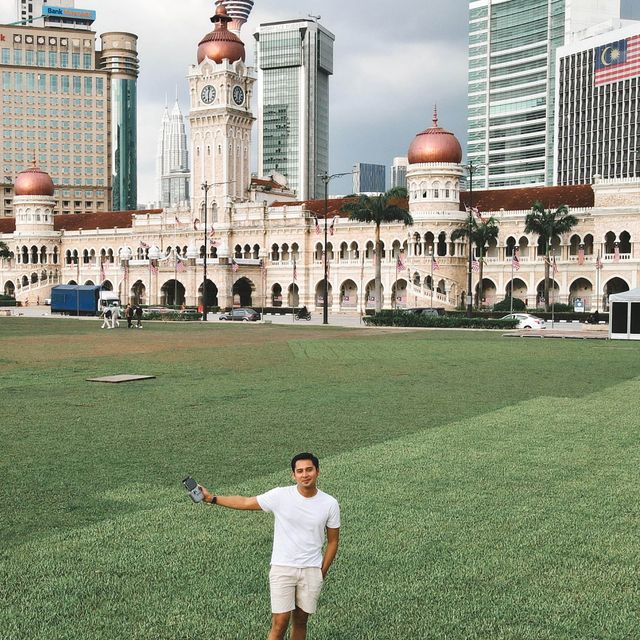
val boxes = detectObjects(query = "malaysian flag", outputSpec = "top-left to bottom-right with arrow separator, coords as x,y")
396,253 -> 406,271
176,255 -> 186,273
614,245 -> 620,262
432,256 -> 440,271
139,241 -> 150,249
314,216 -> 321,234
596,253 -> 603,270
595,35 -> 640,87
209,226 -> 216,239
231,259 -> 239,272
578,245 -> 585,265
329,216 -> 339,236
472,257 -> 480,273
150,262 -> 158,275
512,249 -> 520,272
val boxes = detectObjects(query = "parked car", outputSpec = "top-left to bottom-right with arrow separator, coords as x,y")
501,313 -> 546,329
404,307 -> 444,316
219,307 -> 261,322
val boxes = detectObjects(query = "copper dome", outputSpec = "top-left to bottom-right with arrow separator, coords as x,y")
14,163 -> 55,197
197,5 -> 246,64
408,108 -> 462,165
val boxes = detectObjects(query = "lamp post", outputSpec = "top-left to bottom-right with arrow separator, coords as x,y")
319,170 -> 353,325
201,181 -> 212,321
463,161 -> 483,318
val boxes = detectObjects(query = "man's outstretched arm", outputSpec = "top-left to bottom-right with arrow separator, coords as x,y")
199,485 -> 262,510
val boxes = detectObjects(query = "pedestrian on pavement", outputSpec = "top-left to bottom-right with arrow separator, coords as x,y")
134,304 -> 143,328
125,304 -> 134,328
111,304 -> 120,328
100,305 -> 112,329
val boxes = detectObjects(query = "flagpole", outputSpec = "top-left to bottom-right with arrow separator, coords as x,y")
359,253 -> 364,324
551,249 -> 556,329
292,258 -> 296,323
430,247 -> 434,309
510,249 -> 514,315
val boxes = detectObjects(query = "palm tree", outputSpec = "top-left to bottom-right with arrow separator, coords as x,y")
525,201 -> 577,310
340,187 -> 413,313
0,241 -> 14,262
451,216 -> 499,308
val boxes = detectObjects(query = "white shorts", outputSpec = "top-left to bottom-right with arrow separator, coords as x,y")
269,565 -> 324,614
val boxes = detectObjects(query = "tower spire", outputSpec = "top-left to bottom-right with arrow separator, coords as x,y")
433,104 -> 438,128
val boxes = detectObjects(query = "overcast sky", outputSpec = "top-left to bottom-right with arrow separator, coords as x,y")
0,1 -> 467,202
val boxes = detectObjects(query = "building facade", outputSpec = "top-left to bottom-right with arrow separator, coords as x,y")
467,0 -> 623,190
255,18 -> 335,201
391,157 -> 408,190
0,17 -> 138,217
156,98 -> 190,209
555,22 -> 640,185
353,162 -> 386,194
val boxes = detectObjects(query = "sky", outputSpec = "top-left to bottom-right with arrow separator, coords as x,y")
0,0 -> 470,203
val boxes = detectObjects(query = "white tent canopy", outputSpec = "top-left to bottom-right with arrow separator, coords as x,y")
609,287 -> 640,340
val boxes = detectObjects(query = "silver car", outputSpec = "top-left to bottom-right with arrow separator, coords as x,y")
501,313 -> 546,329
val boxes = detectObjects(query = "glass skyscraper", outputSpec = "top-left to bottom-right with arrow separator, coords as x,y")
467,0 -> 622,189
255,19 -> 334,201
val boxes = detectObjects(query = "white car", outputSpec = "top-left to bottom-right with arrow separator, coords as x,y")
501,313 -> 546,329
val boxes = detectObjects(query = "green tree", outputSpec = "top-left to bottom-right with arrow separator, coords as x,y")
340,187 -> 413,313
451,216 -> 500,308
0,241 -> 14,261
524,201 -> 577,310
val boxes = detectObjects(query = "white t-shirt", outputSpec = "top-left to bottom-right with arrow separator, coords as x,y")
257,485 -> 340,568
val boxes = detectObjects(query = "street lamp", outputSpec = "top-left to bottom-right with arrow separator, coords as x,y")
463,161 -> 484,318
201,181 -> 213,321
318,170 -> 353,325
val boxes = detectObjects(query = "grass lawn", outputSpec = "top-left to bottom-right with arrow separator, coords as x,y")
1,318 -> 639,639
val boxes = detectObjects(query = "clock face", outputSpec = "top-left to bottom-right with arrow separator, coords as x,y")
201,85 -> 216,105
233,85 -> 245,106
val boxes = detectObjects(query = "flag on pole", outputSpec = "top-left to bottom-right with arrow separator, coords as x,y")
329,216 -> 339,236
139,241 -> 150,249
432,256 -> 440,271
150,261 -> 158,275
596,253 -> 603,270
594,34 -> 640,87
322,251 -> 330,278
231,259 -> 239,272
209,226 -> 216,239
314,216 -> 321,234
472,257 -> 480,272
578,245 -> 585,265
614,245 -> 620,262
176,255 -> 186,273
511,249 -> 520,272
396,253 -> 406,271
552,256 -> 558,275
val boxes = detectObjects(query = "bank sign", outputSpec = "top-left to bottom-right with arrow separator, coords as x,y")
42,6 -> 97,21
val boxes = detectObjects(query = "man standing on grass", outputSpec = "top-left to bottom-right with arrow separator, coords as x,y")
199,453 -> 340,640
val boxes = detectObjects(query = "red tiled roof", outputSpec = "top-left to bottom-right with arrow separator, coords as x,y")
461,185 -> 594,212
0,210 -> 162,235
251,177 -> 287,190
271,196 -> 359,218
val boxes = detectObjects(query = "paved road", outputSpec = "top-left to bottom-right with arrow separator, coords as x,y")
6,305 -> 608,334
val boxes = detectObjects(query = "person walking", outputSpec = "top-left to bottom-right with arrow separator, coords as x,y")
199,453 -> 340,640
125,304 -> 134,328
111,304 -> 120,328
134,304 -> 143,328
100,305 -> 112,329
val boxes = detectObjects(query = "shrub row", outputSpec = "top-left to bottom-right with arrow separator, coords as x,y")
142,311 -> 203,321
363,311 -> 519,329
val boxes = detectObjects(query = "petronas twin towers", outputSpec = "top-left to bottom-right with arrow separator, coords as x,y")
156,98 -> 190,209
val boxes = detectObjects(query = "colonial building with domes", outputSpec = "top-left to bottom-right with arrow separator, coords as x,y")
2,8 -> 640,312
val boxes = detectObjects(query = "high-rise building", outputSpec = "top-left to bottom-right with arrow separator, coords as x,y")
16,0 -> 73,24
156,98 -> 190,209
255,18 -> 335,201
213,0 -> 254,33
555,22 -> 640,185
353,163 -> 385,194
467,0 -> 622,190
392,157 -> 408,189
99,32 -> 139,211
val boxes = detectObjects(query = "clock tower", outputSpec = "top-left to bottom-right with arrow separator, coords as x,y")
188,5 -> 256,221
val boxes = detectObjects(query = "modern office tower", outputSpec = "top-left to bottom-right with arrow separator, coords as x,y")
214,0 -> 254,33
467,0 -> 622,190
555,21 -> 640,185
392,156 -> 408,189
0,19 -> 116,217
255,18 -> 335,201
352,162 -> 386,194
14,1 -> 94,30
99,32 -> 139,211
156,98 -> 190,209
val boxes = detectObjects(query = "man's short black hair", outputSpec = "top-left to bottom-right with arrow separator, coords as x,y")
291,452 -> 319,471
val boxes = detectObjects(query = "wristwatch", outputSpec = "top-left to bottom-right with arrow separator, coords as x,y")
209,495 -> 217,505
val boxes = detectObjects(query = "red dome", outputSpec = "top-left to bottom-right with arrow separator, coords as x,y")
197,5 -> 245,64
14,164 -> 55,197
408,109 -> 462,165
